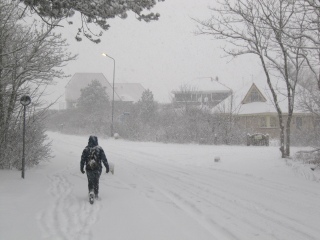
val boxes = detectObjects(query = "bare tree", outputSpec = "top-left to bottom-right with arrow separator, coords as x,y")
0,2 -> 75,168
195,0 -> 308,157
213,92 -> 244,145
298,72 -> 320,117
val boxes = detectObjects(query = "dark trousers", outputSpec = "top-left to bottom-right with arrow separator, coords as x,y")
86,169 -> 102,195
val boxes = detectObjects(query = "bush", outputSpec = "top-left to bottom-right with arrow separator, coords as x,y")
294,149 -> 320,168
0,112 -> 52,169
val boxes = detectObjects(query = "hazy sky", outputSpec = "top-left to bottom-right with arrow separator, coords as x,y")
46,0 -> 263,108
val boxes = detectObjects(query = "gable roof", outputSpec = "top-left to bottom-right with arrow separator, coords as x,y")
65,73 -> 145,103
173,78 -> 232,93
213,78 -> 306,115
65,73 -> 121,102
241,83 -> 267,104
114,83 -> 145,102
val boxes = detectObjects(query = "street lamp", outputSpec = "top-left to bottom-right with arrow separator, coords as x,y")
20,95 -> 31,179
102,53 -> 115,137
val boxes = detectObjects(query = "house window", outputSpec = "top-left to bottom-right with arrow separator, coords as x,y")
250,89 -> 262,102
176,93 -> 191,101
212,92 -> 224,101
296,117 -> 302,129
270,116 -> 277,127
260,117 -> 267,127
175,94 -> 182,101
203,94 -> 211,103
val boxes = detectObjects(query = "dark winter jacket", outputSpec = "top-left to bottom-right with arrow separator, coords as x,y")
80,136 -> 109,172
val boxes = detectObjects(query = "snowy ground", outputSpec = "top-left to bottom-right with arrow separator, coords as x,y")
1,132 -> 320,240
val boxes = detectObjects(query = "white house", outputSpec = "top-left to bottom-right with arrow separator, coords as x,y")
172,78 -> 232,108
65,73 -> 145,108
213,79 -> 315,139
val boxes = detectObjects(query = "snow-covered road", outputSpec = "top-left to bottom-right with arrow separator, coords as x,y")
1,132 -> 320,240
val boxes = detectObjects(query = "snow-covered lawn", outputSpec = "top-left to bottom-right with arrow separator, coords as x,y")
1,132 -> 320,240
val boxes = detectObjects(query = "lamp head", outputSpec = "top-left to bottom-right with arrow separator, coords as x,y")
20,95 -> 31,106
102,53 -> 114,61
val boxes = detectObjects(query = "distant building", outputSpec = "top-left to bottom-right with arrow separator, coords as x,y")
114,83 -> 146,102
65,73 -> 145,109
212,80 -> 315,140
172,78 -> 232,108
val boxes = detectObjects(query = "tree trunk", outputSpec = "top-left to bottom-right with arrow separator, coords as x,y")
285,116 -> 292,157
0,42 -> 5,148
259,54 -> 286,158
285,91 -> 295,157
279,115 -> 286,158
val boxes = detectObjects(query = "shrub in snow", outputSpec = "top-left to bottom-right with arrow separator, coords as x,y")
294,149 -> 320,169
0,112 -> 52,169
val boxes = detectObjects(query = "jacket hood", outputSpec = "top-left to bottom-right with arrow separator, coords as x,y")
88,135 -> 98,147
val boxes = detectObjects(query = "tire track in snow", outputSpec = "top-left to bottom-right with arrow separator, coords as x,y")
109,153 -> 238,240
148,164 -> 319,240
49,135 -> 319,240
98,157 -> 214,240
37,170 -> 101,240
113,147 -> 320,214
112,150 -> 320,240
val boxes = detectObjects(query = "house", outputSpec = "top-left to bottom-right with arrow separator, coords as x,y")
172,78 -> 232,108
114,83 -> 146,102
65,73 -> 145,109
213,80 -> 315,141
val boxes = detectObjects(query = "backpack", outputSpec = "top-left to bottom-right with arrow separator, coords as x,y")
88,146 -> 99,170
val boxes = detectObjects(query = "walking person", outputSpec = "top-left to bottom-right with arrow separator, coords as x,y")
81,135 -> 109,204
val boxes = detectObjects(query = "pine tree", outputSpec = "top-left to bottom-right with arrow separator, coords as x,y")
138,89 -> 156,124
77,80 -> 110,114
77,80 -> 111,133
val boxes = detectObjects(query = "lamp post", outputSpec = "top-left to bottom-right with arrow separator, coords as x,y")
102,53 -> 115,137
20,95 -> 31,179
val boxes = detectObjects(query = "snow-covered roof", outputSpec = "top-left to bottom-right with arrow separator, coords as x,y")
213,78 -> 307,115
65,73 -> 145,103
65,73 -> 121,102
173,78 -> 231,93
114,83 -> 145,103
